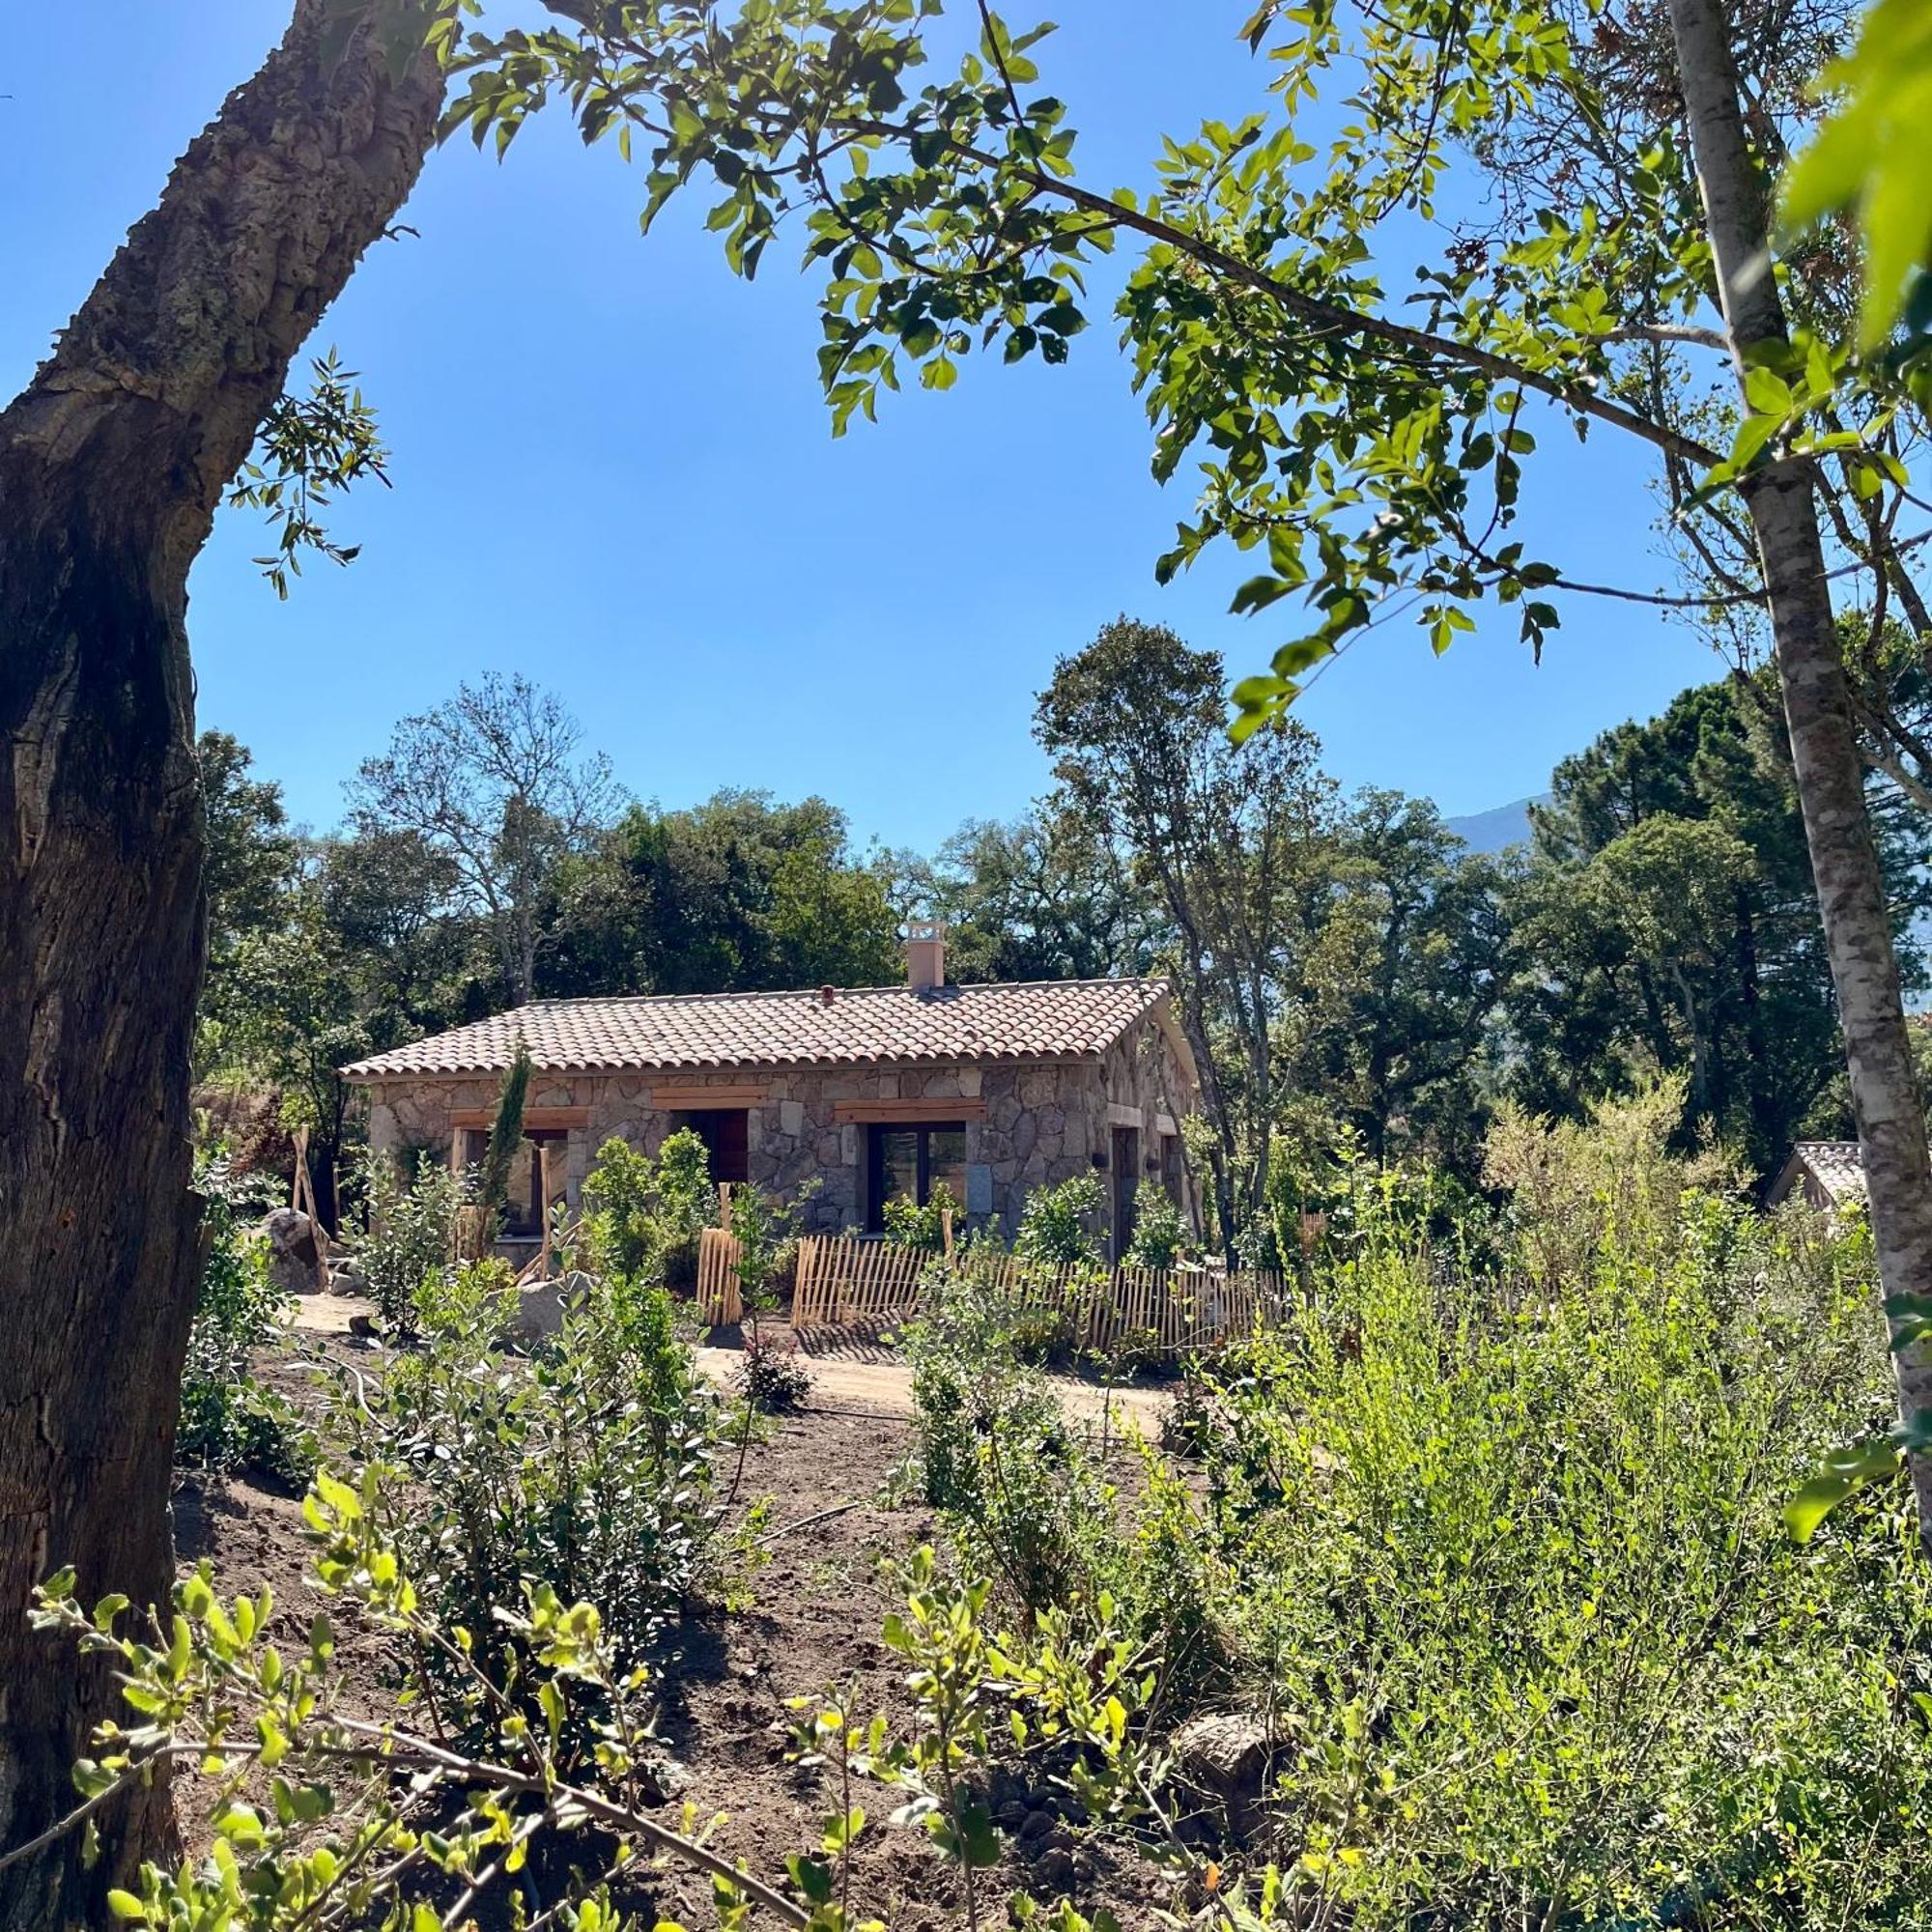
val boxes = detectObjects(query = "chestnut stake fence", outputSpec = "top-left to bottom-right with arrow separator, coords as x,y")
726,1229 -> 1290,1361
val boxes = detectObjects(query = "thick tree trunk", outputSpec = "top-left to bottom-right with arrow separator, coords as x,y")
0,11 -> 441,1919
1666,0 -> 1932,1540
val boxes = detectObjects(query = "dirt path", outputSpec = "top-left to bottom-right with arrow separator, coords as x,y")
288,1293 -> 1172,1434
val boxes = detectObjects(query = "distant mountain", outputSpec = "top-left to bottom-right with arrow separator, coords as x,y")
1443,796 -> 1543,854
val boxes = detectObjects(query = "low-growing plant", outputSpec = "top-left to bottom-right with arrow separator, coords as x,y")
357,1148 -> 465,1336
736,1329 -> 813,1413
1122,1179 -> 1187,1271
905,1263 -> 1101,1617
883,1180 -> 959,1254
323,1260 -> 724,1763
176,1155 -> 311,1479
789,1548 -> 1161,1932
24,1518 -> 1181,1932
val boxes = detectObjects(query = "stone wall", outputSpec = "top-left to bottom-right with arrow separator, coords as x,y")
359,1014 -> 1199,1247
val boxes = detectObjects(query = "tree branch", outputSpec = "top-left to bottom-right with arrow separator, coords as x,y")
840,119 -> 1729,471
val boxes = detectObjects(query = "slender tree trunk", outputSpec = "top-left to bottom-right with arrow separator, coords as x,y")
1666,0 -> 1932,1540
0,11 -> 441,1918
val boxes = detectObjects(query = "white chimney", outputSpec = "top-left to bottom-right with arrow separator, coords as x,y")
906,918 -> 946,992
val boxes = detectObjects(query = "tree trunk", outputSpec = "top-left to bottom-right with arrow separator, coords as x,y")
1666,0 -> 1932,1541
0,11 -> 441,1918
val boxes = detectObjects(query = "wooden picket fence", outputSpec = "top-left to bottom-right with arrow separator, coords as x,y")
790,1234 -> 929,1331
785,1232 -> 1287,1363
696,1226 -> 745,1324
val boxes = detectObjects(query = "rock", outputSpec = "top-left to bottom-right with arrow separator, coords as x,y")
638,1754 -> 694,1804
259,1208 -> 325,1295
1033,1848 -> 1075,1892
1018,1807 -> 1056,1844
1171,1712 -> 1276,1841
327,1264 -> 367,1298
506,1269 -> 594,1347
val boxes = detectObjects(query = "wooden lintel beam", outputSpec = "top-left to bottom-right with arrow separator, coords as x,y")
647,1085 -> 772,1110
832,1097 -> 989,1124
449,1106 -> 591,1131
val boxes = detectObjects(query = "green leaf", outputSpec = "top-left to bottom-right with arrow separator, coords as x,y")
1785,1471 -> 1861,1543
1778,0 -> 1932,348
786,1853 -> 836,1903
1743,365 -> 1793,416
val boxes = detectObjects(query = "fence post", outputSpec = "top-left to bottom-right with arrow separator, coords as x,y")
538,1144 -> 553,1281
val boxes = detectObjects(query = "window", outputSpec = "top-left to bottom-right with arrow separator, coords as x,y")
1159,1132 -> 1183,1205
677,1108 -> 749,1185
458,1127 -> 569,1237
867,1122 -> 967,1233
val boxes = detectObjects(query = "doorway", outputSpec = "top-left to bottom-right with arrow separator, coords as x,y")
1111,1124 -> 1141,1259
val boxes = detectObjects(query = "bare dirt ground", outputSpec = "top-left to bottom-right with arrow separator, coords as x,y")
171,1297 -> 1187,1926
290,1290 -> 1174,1433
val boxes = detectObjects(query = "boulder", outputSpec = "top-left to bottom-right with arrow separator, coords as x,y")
327,1262 -> 368,1297
259,1208 -> 325,1295
505,1268 -> 595,1348
1170,1712 -> 1277,1841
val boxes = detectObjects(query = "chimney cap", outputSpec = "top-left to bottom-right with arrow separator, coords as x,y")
905,918 -> 947,992
818,984 -> 837,1007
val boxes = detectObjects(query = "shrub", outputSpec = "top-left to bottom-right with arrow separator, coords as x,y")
904,1260 -> 1098,1615
653,1126 -> 717,1283
324,1260 -> 724,1762
357,1150 -> 464,1336
582,1127 -> 716,1289
581,1131 -> 658,1277
1162,1148 -> 1928,1924
1013,1171 -> 1104,1267
1122,1177 -> 1187,1269
734,1329 -> 813,1413
882,1179 -> 959,1253
176,1156 -> 310,1479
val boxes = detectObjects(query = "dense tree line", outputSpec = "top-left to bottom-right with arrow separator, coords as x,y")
200,629 -> 1931,1250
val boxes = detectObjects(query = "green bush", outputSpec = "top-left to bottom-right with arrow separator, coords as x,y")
357,1150 -> 464,1336
1013,1171 -> 1104,1266
653,1126 -> 717,1284
324,1259 -> 724,1763
882,1179 -> 959,1252
582,1127 -> 715,1289
734,1329 -> 813,1413
904,1258 -> 1098,1616
177,1157 -> 311,1479
1153,1116 -> 1929,1924
1122,1176 -> 1187,1269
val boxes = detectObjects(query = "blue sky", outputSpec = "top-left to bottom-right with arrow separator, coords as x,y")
3,2 -> 1722,850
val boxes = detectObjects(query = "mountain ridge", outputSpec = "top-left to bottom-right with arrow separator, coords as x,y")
1442,796 -> 1542,854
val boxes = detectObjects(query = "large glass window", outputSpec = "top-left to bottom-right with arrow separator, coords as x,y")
867,1122 -> 967,1231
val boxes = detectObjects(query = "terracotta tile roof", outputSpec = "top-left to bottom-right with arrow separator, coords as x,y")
341,979 -> 1175,1080
1785,1141 -> 1867,1204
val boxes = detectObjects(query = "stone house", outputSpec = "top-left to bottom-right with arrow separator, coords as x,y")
341,924 -> 1202,1257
